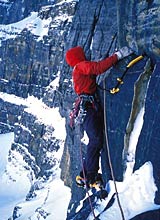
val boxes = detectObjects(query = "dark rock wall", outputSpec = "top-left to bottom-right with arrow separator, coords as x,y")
117,2 -> 160,217
60,0 -> 160,219
60,0 -> 119,216
100,57 -> 149,181
0,0 -> 49,24
118,0 -> 160,61
0,0 -> 78,198
0,0 -> 76,100
0,0 -> 160,219
134,63 -> 160,203
0,99 -> 26,133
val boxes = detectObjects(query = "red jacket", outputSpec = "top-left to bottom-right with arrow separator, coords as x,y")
66,46 -> 118,95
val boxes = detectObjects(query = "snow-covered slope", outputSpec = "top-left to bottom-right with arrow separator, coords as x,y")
87,162 -> 160,220
0,97 -> 159,220
0,11 -> 51,44
0,133 -> 33,219
0,94 -> 71,220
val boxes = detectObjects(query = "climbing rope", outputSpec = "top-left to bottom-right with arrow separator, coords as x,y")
103,79 -> 125,220
99,54 -> 145,219
78,126 -> 97,220
76,39 -> 144,219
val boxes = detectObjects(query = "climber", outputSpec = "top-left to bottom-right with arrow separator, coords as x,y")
65,45 -> 133,189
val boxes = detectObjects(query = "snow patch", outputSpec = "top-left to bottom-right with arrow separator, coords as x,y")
15,178 -> 71,220
0,12 -> 51,43
0,132 -> 14,175
0,133 -> 33,220
125,107 -> 145,177
88,162 -> 160,220
0,92 -> 70,219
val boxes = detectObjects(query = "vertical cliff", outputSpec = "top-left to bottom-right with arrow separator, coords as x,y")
60,0 -> 160,219
0,0 -> 160,219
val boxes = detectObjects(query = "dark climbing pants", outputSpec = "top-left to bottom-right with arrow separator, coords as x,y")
82,103 -> 103,175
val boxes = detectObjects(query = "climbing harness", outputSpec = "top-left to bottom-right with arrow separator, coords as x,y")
72,33 -> 144,219
71,94 -> 100,218
70,94 -> 96,128
76,93 -> 105,219
78,94 -> 95,123
69,97 -> 81,128
103,79 -> 125,220
110,55 -> 144,94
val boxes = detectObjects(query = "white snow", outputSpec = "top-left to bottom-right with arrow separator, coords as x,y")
81,131 -> 89,145
124,107 -> 145,177
0,133 -> 33,220
56,0 -> 79,6
86,107 -> 160,220
0,132 -> 14,175
0,92 -> 65,130
48,71 -> 60,90
0,0 -> 77,45
0,93 -> 71,220
0,0 -> 9,3
0,12 -> 51,43
0,0 -> 159,219
91,162 -> 160,220
14,177 -> 71,220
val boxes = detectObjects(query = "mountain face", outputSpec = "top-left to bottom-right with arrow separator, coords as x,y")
0,0 -> 52,24
0,0 -> 160,219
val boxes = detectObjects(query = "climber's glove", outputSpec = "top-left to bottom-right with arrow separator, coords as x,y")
115,46 -> 133,60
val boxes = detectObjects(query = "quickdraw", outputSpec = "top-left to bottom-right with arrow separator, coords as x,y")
69,94 -> 96,128
110,55 -> 144,94
69,97 -> 81,128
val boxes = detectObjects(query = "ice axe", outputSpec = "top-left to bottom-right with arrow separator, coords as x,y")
110,55 -> 144,94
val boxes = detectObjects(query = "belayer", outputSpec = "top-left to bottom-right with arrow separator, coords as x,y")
65,46 -> 133,188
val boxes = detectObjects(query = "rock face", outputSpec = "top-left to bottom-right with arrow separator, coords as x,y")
0,0 -> 160,219
0,0 -> 50,24
60,0 -> 160,219
0,0 -> 76,100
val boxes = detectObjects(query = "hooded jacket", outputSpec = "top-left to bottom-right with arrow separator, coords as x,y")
66,46 -> 118,95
